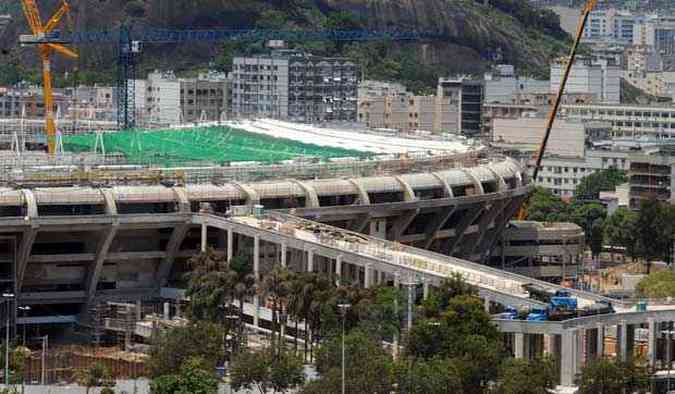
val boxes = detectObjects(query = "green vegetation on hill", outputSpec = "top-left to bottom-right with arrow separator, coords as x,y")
0,0 -> 571,91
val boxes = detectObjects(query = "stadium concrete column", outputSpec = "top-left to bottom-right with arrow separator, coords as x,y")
227,228 -> 233,262
394,271 -> 401,288
514,333 -> 526,359
253,235 -> 260,328
201,220 -> 207,252
307,249 -> 314,273
281,243 -> 287,267
335,255 -> 343,285
648,319 -> 657,368
617,321 -> 627,361
626,324 -> 635,360
423,279 -> 430,300
596,324 -> 605,358
586,328 -> 598,360
666,323 -> 673,368
560,329 -> 580,387
364,264 -> 372,288
577,329 -> 585,370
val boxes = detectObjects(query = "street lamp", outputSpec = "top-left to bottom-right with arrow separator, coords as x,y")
2,293 -> 14,386
337,303 -> 351,394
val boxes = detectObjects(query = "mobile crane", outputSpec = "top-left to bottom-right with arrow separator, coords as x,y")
517,0 -> 598,219
19,0 -> 78,156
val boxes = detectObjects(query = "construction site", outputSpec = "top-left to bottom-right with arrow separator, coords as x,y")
3,0 -> 675,392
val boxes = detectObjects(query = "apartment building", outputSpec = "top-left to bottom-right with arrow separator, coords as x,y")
437,77 -> 483,136
490,112 -> 636,197
532,150 -> 632,198
562,103 -> 675,138
631,15 -> 675,70
0,87 -> 70,119
492,117 -> 590,158
141,71 -> 229,124
483,73 -> 549,104
358,80 -> 407,98
628,146 -> 675,209
357,94 -> 448,133
231,50 -> 358,122
550,57 -> 621,104
625,44 -> 663,77
180,71 -> 229,122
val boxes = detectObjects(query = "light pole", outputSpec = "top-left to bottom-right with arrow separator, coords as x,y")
2,293 -> 14,386
17,306 -> 29,346
337,303 -> 351,394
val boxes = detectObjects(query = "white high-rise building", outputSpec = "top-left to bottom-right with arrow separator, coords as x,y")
550,57 -> 621,104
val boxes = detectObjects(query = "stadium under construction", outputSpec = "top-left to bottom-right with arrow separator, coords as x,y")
1,117 -> 672,389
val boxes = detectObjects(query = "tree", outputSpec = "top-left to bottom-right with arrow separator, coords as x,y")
357,286 -> 405,342
635,270 -> 675,298
526,187 -> 570,222
230,350 -> 304,394
570,202 -> 607,239
575,168 -> 626,199
308,330 -> 394,394
259,267 -> 293,356
491,357 -> 557,394
256,10 -> 288,29
634,198 -> 675,272
393,357 -> 464,394
406,295 -> 504,393
150,356 -> 219,394
577,357 -> 648,394
185,247 -> 236,323
419,273 -> 478,318
147,322 -> 225,378
590,220 -> 605,262
603,207 -> 638,261
74,362 -> 113,394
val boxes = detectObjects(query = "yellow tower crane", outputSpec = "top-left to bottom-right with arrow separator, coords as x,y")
517,0 -> 597,220
19,0 -> 78,155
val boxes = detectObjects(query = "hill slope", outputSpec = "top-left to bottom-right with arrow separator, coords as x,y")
0,0 -> 570,90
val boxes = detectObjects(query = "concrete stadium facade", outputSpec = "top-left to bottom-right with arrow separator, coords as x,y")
0,155 -> 528,317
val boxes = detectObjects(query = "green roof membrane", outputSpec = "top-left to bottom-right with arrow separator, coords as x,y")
63,126 -> 371,167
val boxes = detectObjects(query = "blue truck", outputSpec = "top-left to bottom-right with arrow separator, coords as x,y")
522,285 -> 614,321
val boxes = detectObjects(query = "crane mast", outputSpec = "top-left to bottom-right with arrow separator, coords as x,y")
518,0 -> 597,219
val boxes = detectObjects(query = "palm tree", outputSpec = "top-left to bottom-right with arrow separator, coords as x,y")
258,266 -> 293,357
286,274 -> 306,355
185,247 -> 236,322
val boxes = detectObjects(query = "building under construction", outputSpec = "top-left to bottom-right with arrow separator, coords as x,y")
0,118 -> 539,328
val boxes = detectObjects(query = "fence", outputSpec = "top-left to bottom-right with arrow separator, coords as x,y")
20,346 -> 147,385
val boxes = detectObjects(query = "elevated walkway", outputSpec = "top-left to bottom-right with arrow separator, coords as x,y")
196,212 -> 620,310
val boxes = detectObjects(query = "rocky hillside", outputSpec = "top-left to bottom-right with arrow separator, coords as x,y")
0,0 -> 570,90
